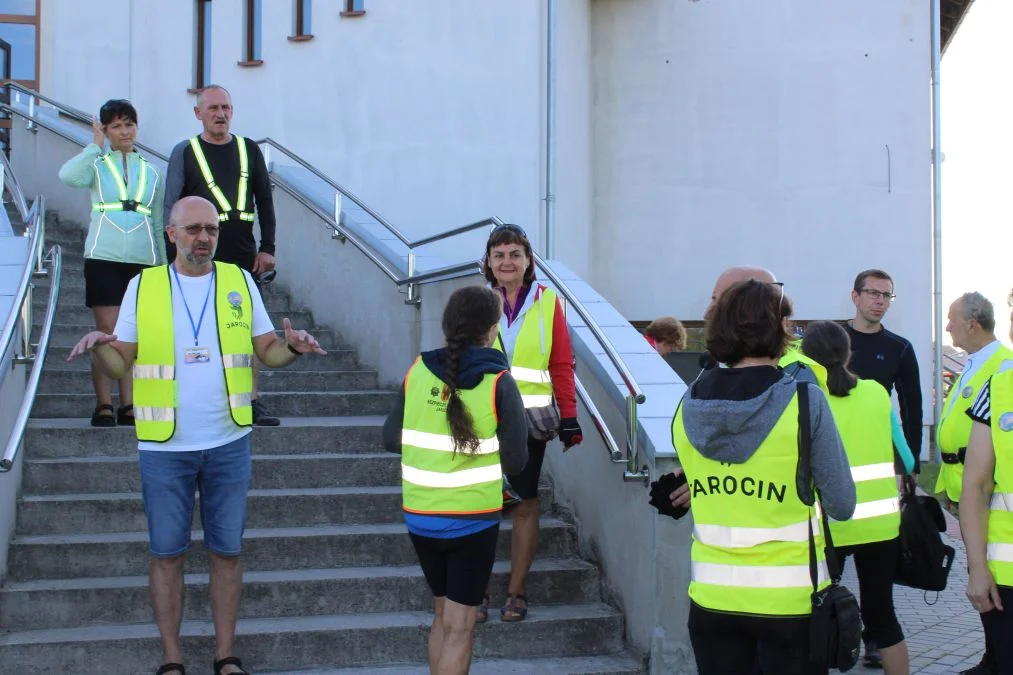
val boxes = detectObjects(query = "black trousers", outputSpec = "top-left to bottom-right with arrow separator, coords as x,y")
982,586 -> 1013,674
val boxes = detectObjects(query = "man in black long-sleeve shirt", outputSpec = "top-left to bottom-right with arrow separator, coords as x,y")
845,269 -> 923,472
164,84 -> 280,426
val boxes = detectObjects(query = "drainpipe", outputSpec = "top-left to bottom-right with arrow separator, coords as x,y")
930,0 -> 943,461
544,0 -> 557,259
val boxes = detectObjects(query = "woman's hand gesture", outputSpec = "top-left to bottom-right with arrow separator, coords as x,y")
92,117 -> 106,149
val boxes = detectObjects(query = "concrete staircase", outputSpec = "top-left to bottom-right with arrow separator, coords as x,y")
0,216 -> 644,673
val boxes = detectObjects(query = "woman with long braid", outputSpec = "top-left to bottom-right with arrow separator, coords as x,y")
383,286 -> 528,674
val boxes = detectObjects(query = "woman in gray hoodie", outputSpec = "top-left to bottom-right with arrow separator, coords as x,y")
671,279 -> 856,675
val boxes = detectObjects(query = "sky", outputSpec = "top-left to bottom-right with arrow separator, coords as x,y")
941,0 -> 1013,346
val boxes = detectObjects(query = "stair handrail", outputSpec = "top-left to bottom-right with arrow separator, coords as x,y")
1,85 -> 650,482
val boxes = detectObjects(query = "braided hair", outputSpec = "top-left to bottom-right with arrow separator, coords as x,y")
441,286 -> 504,454
801,320 -> 858,397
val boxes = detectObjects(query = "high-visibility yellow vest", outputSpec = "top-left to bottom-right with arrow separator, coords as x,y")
985,369 -> 1013,588
672,394 -> 829,616
936,346 -> 1013,502
825,379 -> 900,546
494,285 -> 557,411
188,135 -> 255,222
133,262 -> 254,441
400,357 -> 505,517
92,153 -> 152,216
780,340 -> 828,391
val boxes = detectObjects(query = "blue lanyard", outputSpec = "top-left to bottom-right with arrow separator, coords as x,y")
171,264 -> 215,347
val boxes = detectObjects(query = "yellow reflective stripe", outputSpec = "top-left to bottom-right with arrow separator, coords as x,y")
189,136 -> 233,213
694,516 -> 819,549
521,394 -> 553,408
988,543 -> 1013,563
847,497 -> 899,521
401,462 -> 502,489
102,155 -> 129,200
133,364 -> 175,379
236,135 -> 249,212
135,406 -> 174,422
218,213 -> 229,221
692,560 -> 828,589
223,354 -> 254,368
401,429 -> 500,455
229,393 -> 252,409
134,157 -> 148,203
851,462 -> 896,483
991,493 -> 1013,513
239,212 -> 255,221
93,203 -> 152,215
511,366 -> 552,385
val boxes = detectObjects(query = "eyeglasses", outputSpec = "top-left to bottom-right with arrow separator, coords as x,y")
860,289 -> 896,301
180,224 -> 220,237
490,223 -> 528,238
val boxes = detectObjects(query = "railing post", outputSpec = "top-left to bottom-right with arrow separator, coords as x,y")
34,198 -> 46,276
405,250 -> 420,305
26,94 -> 36,133
623,394 -> 648,484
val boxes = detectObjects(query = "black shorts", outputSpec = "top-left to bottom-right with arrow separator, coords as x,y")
505,438 -> 547,500
688,602 -> 816,675
83,258 -> 148,308
409,524 -> 499,606
837,537 -> 904,649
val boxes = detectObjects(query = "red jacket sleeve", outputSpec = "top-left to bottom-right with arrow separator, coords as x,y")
548,296 -> 577,418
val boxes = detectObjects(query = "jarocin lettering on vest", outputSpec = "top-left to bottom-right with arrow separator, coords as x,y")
692,475 -> 787,503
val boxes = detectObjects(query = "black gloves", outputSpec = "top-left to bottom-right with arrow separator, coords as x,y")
559,417 -> 583,448
649,472 -> 690,520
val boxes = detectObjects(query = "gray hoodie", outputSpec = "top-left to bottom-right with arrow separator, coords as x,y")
679,368 -> 856,521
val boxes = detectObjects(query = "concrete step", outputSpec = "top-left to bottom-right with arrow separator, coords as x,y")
1,557 -> 594,630
22,452 -> 401,495
9,519 -> 577,580
16,485 -> 553,535
261,653 -> 645,675
0,603 -> 624,674
42,305 -> 316,328
23,417 -> 385,458
31,283 -> 293,312
41,345 -> 360,371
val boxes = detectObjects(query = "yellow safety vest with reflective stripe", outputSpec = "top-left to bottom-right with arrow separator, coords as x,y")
935,346 -> 1013,502
92,154 -> 152,216
825,379 -> 900,546
188,135 -> 254,222
985,370 -> 1013,587
133,262 -> 254,441
672,394 -> 829,616
494,285 -> 557,411
400,358 -> 504,517
780,341 -> 828,391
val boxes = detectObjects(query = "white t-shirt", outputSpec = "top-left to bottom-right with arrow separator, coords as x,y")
115,267 -> 274,452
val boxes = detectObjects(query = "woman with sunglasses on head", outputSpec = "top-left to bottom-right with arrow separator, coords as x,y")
477,223 -> 582,623
59,99 -> 165,427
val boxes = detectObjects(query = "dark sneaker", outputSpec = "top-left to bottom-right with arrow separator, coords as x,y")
958,660 -> 998,675
252,399 -> 280,426
863,641 -> 882,669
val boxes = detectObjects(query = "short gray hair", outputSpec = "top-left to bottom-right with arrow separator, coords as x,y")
196,84 -> 231,108
959,292 -> 996,332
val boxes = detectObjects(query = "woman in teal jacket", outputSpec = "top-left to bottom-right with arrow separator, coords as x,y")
58,99 -> 165,426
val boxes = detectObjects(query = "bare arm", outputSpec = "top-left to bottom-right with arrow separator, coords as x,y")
961,421 -> 1004,613
67,331 -> 137,379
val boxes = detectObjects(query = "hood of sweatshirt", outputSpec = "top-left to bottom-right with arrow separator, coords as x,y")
420,346 -> 510,390
680,368 -> 799,464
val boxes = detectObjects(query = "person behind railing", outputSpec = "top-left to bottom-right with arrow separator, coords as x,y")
644,316 -> 687,356
382,285 -> 528,675
671,279 -> 855,675
57,98 -> 166,427
476,222 -> 582,623
802,321 -> 912,674
64,196 -> 327,675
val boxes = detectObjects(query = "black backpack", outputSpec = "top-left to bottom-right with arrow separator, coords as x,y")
894,476 -> 955,592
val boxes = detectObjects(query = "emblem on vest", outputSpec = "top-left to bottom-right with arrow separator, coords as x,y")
1000,412 -> 1013,432
962,385 -> 974,399
228,291 -> 243,319
426,385 -> 449,411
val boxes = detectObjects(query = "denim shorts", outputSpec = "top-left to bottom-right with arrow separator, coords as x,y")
138,434 -> 253,557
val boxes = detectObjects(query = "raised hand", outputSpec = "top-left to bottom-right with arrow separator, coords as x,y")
67,331 -> 117,361
92,117 -> 106,149
282,317 -> 327,355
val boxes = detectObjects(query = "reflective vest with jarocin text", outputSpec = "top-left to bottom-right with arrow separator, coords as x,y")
826,379 -> 900,547
985,369 -> 1013,588
672,393 -> 829,616
494,285 -> 557,411
935,346 -> 1013,502
400,358 -> 505,518
188,135 -> 255,222
133,262 -> 254,442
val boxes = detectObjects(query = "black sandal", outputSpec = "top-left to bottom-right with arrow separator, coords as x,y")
90,404 -> 116,428
117,404 -> 135,426
213,656 -> 250,674
155,664 -> 185,675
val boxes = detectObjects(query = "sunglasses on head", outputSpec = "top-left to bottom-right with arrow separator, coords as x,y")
489,223 -> 528,239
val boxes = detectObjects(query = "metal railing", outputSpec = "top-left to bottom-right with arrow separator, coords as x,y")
1,84 -> 651,482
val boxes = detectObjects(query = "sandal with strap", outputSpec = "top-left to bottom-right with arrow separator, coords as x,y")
475,593 -> 491,624
91,403 -> 116,428
155,664 -> 185,675
213,656 -> 250,674
500,593 -> 528,622
117,403 -> 135,426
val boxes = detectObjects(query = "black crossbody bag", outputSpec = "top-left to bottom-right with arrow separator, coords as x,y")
797,382 -> 862,672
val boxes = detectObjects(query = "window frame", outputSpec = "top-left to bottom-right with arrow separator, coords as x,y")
341,0 -> 365,17
289,0 -> 313,41
191,0 -> 213,92
239,0 -> 263,67
0,0 -> 40,91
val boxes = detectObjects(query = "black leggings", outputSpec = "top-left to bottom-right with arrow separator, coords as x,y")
837,537 -> 904,649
